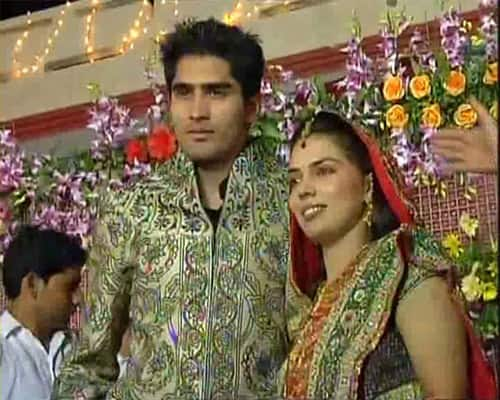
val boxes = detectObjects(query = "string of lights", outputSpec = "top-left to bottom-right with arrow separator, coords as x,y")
84,0 -> 99,63
8,0 -> 291,79
119,0 -> 152,54
12,1 -> 72,78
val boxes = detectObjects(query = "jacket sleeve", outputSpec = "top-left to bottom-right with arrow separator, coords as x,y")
53,193 -> 138,399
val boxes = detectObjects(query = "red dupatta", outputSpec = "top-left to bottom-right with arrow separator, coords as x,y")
290,117 -> 497,399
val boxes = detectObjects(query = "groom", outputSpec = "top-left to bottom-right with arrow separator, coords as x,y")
54,18 -> 292,399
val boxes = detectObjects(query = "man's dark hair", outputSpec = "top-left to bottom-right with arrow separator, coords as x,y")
161,18 -> 264,100
2,226 -> 87,299
291,112 -> 401,240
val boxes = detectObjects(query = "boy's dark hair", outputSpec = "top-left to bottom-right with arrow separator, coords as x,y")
2,225 -> 87,299
291,112 -> 401,240
161,18 -> 264,100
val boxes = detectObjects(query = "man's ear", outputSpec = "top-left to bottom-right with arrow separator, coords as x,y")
22,272 -> 43,300
244,94 -> 260,126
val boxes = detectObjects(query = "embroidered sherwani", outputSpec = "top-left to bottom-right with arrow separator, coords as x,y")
54,137 -> 291,399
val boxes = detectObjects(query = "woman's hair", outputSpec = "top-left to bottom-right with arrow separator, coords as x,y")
291,111 -> 400,240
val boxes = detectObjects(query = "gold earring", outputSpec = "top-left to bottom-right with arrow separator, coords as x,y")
362,174 -> 373,227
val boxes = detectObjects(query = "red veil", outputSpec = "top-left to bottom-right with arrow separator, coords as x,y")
289,117 -> 497,399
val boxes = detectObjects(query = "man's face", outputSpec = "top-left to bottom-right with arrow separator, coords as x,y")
169,55 -> 258,166
36,267 -> 82,334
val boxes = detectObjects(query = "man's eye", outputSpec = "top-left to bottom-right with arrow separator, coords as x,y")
208,88 -> 226,97
174,87 -> 190,97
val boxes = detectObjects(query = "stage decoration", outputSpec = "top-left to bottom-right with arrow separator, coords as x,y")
258,3 -> 498,199
8,0 -> 297,80
442,212 -> 498,339
0,1 -> 497,345
0,67 -> 175,259
12,1 -> 72,78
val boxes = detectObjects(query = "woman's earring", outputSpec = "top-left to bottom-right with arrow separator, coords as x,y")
362,174 -> 374,228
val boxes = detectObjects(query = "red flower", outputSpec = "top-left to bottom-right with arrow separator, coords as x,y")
147,125 -> 177,161
125,138 -> 148,164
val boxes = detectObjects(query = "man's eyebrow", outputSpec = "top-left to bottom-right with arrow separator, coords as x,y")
171,81 -> 234,89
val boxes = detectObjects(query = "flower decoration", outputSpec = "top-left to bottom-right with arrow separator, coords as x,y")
444,70 -> 467,97
459,212 -> 479,238
0,67 -> 176,259
386,104 -> 409,129
258,2 -> 497,198
383,75 -> 405,102
443,212 -> 498,339
147,125 -> 177,162
409,74 -> 431,99
421,104 -> 443,128
126,139 -> 148,165
443,233 -> 464,258
453,103 -> 479,127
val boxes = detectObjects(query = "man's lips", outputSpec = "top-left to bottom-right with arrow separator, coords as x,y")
188,130 -> 214,134
188,130 -> 214,141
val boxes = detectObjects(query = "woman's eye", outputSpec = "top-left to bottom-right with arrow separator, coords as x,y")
317,166 -> 334,176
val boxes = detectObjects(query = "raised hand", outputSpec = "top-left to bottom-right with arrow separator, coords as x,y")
431,97 -> 498,174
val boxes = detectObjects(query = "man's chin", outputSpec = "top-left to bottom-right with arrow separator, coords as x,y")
189,152 -> 223,166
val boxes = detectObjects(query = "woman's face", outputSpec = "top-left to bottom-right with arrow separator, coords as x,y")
288,133 -> 368,246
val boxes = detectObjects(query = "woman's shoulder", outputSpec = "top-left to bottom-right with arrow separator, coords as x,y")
371,227 -> 449,301
397,226 -> 450,300
378,226 -> 450,268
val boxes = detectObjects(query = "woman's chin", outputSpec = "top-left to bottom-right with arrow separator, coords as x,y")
301,227 -> 325,245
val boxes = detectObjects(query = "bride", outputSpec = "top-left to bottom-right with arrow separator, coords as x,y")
284,110 -> 497,399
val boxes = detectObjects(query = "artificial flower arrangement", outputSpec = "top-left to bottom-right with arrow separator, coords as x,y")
442,213 -> 498,339
257,0 -> 498,199
0,68 -> 177,258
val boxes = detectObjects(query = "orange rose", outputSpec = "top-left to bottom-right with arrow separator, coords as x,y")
454,104 -> 478,128
386,104 -> 409,129
383,75 -> 405,101
483,62 -> 498,85
444,70 -> 466,97
490,101 -> 498,120
409,74 -> 431,99
421,104 -> 442,128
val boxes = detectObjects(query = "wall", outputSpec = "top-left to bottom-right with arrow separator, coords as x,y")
1,0 -> 480,122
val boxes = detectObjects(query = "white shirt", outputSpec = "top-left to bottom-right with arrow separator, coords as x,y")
0,311 -> 71,400
0,311 -> 129,400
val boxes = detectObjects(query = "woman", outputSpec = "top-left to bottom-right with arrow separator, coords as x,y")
284,111 -> 497,399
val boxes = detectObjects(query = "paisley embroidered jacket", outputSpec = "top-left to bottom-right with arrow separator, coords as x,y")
54,137 -> 291,399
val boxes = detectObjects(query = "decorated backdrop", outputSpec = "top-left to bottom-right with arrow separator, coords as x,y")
0,1 -> 497,376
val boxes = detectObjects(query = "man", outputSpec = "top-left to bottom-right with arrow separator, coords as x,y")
0,226 -> 87,400
431,97 -> 498,174
54,19 -> 291,399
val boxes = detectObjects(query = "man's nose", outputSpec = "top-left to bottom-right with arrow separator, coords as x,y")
189,92 -> 210,120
